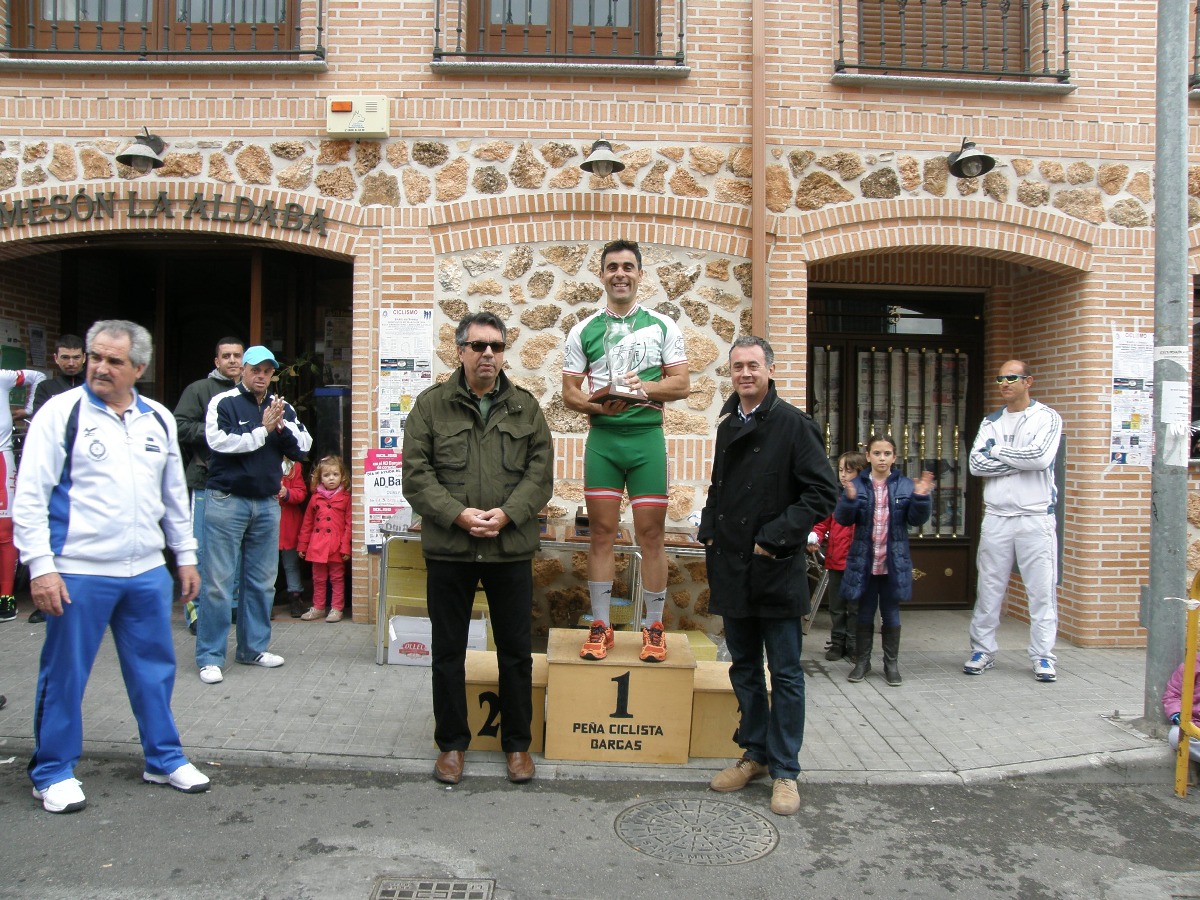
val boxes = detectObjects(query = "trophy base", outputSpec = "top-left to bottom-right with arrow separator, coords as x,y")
590,383 -> 650,404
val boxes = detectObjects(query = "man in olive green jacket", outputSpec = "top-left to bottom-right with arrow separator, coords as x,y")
402,311 -> 554,787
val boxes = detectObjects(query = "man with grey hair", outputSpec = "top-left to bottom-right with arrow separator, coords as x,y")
15,319 -> 210,813
404,311 -> 553,786
700,335 -> 837,816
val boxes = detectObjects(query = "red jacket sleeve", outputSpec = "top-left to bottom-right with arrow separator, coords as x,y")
297,499 -> 318,552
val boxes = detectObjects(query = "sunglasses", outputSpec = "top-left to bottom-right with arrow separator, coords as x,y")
460,341 -> 507,353
995,374 -> 1027,384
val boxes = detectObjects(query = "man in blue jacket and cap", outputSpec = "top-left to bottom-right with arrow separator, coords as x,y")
194,345 -> 312,685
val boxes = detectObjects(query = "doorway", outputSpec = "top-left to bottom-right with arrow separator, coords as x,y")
808,286 -> 985,608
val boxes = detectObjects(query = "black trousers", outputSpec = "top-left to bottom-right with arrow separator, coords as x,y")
426,558 -> 533,752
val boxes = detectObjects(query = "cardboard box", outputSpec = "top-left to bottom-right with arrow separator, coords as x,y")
543,627 -> 696,764
387,615 -> 486,666
688,659 -> 770,759
464,650 -> 548,751
684,630 -> 717,662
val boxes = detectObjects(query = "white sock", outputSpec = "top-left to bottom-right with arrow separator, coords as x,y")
643,590 -> 666,627
588,581 -> 612,625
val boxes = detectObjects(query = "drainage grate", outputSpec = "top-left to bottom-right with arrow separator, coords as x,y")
614,798 -> 779,866
370,878 -> 494,900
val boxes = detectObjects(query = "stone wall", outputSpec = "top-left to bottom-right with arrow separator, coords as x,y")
0,138 -> 1174,229
434,240 -> 747,637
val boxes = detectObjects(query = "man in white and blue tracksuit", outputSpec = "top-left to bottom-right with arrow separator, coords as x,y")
965,359 -> 1063,683
15,319 -> 211,814
194,345 -> 311,685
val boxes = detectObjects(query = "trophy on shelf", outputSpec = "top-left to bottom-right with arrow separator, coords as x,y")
589,315 -> 652,405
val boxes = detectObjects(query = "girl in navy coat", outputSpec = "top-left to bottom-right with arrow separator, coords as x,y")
834,435 -> 933,686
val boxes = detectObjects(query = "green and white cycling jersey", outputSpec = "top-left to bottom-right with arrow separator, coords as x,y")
563,304 -> 687,428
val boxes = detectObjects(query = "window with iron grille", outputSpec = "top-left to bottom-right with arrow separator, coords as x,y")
437,0 -> 675,63
7,0 -> 317,57
835,0 -> 1071,82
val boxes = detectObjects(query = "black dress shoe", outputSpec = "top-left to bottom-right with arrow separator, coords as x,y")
505,751 -> 535,783
434,750 -> 464,784
28,608 -> 46,624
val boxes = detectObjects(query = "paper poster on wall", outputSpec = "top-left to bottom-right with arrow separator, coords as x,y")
363,448 -> 408,552
1109,329 -> 1153,467
378,308 -> 434,448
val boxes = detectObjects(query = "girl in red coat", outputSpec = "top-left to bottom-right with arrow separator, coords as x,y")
807,450 -> 866,662
278,458 -> 309,618
298,455 -> 352,622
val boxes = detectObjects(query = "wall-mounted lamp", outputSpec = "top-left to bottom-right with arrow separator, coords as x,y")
579,138 -> 625,178
946,137 -> 995,179
115,127 -> 166,174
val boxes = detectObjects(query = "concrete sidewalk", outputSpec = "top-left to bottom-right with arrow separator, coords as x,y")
0,602 -> 1170,786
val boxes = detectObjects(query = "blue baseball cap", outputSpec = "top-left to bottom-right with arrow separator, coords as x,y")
243,346 -> 280,368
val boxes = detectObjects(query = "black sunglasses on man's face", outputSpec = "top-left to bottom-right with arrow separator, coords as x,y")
461,341 -> 506,353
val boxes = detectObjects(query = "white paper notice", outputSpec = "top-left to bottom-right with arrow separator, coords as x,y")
1161,381 -> 1190,424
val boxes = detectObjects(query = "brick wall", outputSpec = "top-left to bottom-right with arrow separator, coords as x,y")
0,0 -> 1184,645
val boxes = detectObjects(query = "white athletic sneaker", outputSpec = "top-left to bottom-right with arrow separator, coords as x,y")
199,665 -> 224,684
251,651 -> 285,668
33,778 -> 86,813
143,762 -> 211,793
962,652 -> 995,675
1033,658 -> 1057,682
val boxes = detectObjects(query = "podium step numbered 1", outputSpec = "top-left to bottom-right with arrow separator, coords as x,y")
460,630 -> 754,763
544,627 -> 697,764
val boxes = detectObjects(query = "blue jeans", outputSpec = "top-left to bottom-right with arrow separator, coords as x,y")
723,614 -> 806,780
195,492 -> 280,669
191,489 -> 241,619
280,548 -> 302,593
856,574 -> 901,628
30,567 -> 188,788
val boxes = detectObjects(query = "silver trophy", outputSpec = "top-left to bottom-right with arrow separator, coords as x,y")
589,316 -> 648,403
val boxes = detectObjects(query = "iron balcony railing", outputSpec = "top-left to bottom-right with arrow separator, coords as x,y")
433,0 -> 685,65
836,0 -> 1071,82
1,0 -> 325,59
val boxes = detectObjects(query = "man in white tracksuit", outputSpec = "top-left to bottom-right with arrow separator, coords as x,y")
15,320 -> 210,813
963,359 -> 1063,683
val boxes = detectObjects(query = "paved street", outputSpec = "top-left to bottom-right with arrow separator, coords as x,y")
1,758 -> 1197,900
0,599 -> 1188,899
0,607 -> 1167,786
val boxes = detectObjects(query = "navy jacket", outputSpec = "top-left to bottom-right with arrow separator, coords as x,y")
834,468 -> 931,602
205,383 -> 311,498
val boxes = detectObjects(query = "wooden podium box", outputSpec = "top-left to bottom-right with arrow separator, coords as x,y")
464,651 -> 548,752
689,660 -> 743,759
543,628 -> 696,764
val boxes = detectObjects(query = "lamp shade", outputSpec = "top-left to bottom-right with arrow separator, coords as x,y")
116,128 -> 166,173
580,138 -> 625,177
946,138 -> 995,179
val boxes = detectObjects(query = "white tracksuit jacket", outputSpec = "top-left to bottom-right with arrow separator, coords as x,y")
967,399 -> 1062,517
14,385 -> 198,579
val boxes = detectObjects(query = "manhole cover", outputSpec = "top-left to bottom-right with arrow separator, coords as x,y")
614,798 -> 779,865
370,878 -> 494,900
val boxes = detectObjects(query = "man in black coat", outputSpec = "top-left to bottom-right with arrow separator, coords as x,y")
699,335 -> 837,817
29,334 -> 84,418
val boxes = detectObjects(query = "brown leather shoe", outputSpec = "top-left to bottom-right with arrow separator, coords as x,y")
434,750 -> 464,785
505,751 -> 535,783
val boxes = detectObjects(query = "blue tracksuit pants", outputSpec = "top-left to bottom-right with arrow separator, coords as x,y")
29,566 -> 188,788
